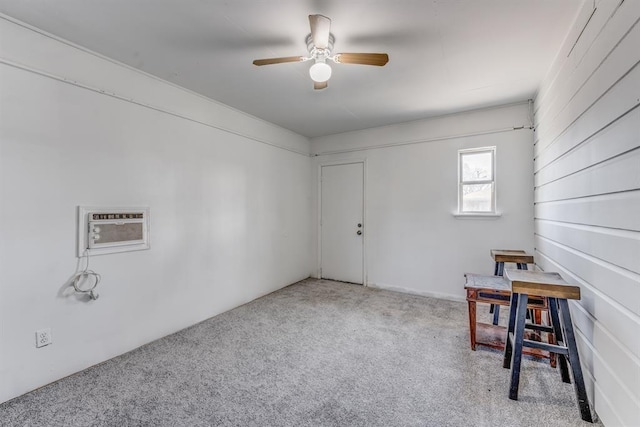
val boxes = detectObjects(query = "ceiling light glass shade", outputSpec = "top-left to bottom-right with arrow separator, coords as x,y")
309,62 -> 332,82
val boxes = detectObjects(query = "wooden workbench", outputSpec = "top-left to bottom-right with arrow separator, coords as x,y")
464,273 -> 553,361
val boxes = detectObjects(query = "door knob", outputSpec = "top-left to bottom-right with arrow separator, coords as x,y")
357,230 -> 362,235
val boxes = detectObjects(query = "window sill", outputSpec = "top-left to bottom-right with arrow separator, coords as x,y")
452,212 -> 502,219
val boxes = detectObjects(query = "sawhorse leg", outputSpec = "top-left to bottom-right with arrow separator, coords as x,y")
503,291 -> 519,369
491,261 -> 505,325
507,293 -> 529,400
548,297 -> 570,383
558,298 -> 593,422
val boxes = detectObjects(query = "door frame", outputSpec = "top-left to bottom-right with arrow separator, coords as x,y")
317,159 -> 368,286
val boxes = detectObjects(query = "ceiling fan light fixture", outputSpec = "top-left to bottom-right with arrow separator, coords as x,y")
252,15 -> 388,90
309,61 -> 332,83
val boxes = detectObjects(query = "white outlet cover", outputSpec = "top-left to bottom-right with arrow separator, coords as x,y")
36,328 -> 52,348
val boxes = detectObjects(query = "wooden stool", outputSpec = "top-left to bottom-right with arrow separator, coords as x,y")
464,274 -> 553,364
490,250 -> 534,325
502,269 -> 593,423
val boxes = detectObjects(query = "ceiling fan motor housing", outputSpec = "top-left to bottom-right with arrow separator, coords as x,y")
306,33 -> 335,60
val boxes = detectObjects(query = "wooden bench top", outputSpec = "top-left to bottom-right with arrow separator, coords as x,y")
505,269 -> 581,300
464,273 -> 510,291
490,249 -> 534,264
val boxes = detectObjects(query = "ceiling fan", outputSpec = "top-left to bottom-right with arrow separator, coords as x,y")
252,14 -> 389,90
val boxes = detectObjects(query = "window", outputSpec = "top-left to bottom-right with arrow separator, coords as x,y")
458,147 -> 496,214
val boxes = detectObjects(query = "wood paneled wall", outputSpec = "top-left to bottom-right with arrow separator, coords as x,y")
533,1 -> 640,425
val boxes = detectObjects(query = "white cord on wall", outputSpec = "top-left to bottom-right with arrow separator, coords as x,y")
71,250 -> 101,300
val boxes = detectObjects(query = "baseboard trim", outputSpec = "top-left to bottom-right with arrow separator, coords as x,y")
367,282 -> 466,303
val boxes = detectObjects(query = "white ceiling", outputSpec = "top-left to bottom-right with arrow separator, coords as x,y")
0,0 -> 584,138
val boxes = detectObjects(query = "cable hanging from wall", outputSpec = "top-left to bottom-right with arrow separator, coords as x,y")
70,250 -> 101,300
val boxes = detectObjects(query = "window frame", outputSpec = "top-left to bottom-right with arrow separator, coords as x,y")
457,146 -> 496,214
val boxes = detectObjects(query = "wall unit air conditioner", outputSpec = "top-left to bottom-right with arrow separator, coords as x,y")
78,207 -> 150,256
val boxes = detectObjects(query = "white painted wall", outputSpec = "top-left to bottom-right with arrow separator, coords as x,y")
533,1 -> 640,425
0,16 -> 312,404
311,103 -> 535,301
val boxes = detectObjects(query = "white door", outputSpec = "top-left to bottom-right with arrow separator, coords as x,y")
320,162 -> 364,284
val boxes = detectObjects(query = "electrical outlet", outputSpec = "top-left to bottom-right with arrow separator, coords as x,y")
35,328 -> 52,348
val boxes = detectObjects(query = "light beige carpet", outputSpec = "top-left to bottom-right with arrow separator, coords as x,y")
0,278 -> 600,426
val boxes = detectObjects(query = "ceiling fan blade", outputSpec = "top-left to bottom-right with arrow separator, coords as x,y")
314,81 -> 328,90
253,56 -> 305,66
309,14 -> 331,49
335,53 -> 389,66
